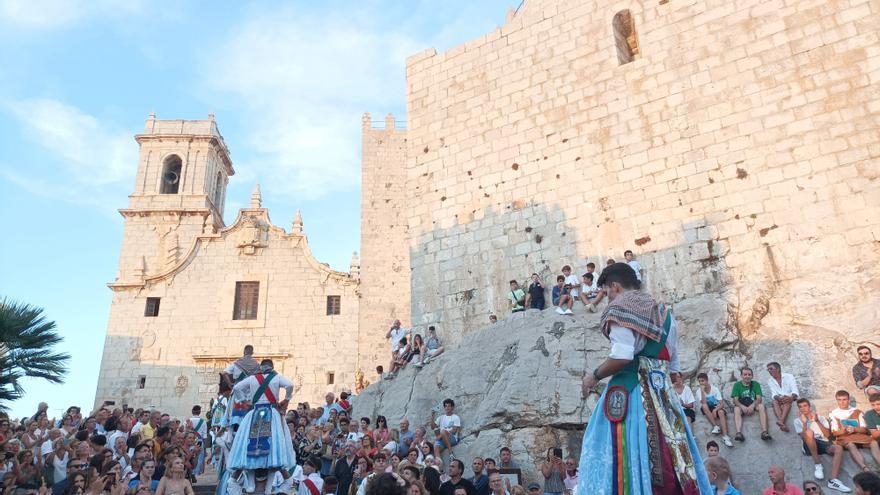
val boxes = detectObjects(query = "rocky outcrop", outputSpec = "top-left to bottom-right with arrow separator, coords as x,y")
353,293 -> 878,494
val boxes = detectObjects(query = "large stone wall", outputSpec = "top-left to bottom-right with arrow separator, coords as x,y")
402,0 -> 880,365
359,113 -> 412,371
96,207 -> 361,417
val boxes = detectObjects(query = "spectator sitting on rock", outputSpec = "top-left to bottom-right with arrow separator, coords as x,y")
624,250 -> 643,282
696,373 -> 734,447
561,266 -> 580,308
672,372 -> 697,424
551,275 -> 573,315
763,465 -> 803,495
416,326 -> 445,367
507,280 -> 526,313
386,320 -> 410,370
853,346 -> 880,396
584,263 -> 606,312
767,362 -> 799,432
865,394 -> 880,442
385,337 -> 411,380
524,273 -> 546,311
828,389 -> 880,472
731,366 -> 772,442
853,472 -> 880,495
704,455 -> 740,495
577,273 -> 597,312
432,399 -> 461,460
793,398 -> 850,493
498,447 -> 519,469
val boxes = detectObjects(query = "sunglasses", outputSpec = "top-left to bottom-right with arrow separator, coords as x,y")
804,487 -> 819,493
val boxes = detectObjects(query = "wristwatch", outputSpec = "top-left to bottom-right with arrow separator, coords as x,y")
592,368 -> 601,381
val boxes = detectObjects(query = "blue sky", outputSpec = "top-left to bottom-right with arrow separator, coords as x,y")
0,0 -> 513,419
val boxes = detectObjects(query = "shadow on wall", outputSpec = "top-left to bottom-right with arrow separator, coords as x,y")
406,199 -> 862,402
409,202 -> 728,343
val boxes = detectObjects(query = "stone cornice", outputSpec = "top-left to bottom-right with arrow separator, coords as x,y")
109,206 -> 359,291
118,208 -> 215,218
191,352 -> 289,362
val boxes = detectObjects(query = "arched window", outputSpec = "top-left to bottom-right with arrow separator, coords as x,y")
213,171 -> 224,208
160,155 -> 182,194
613,10 -> 639,65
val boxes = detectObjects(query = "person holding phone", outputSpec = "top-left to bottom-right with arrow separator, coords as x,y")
540,449 -> 565,495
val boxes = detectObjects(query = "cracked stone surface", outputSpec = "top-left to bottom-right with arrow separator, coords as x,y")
353,292 -> 879,493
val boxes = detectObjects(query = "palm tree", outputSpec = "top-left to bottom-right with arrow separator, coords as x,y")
0,297 -> 70,409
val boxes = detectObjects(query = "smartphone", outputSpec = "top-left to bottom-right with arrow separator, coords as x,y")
104,400 -> 116,406
553,448 -> 563,459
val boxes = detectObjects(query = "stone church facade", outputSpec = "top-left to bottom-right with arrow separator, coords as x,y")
95,116 -> 367,414
98,0 -> 880,413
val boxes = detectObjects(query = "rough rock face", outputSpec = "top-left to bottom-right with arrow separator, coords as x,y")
353,293 -> 878,494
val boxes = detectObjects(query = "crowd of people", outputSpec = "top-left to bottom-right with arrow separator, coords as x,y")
0,401 -> 207,495
2,255 -> 880,495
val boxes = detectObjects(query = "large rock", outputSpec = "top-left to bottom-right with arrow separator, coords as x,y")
353,293 -> 878,494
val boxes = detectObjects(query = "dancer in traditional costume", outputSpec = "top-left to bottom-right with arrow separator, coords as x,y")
578,263 -> 712,495
228,359 -> 296,471
224,345 -> 263,427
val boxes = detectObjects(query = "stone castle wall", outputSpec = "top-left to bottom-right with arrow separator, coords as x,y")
401,0 -> 880,377
96,209 -> 361,417
359,113 -> 412,369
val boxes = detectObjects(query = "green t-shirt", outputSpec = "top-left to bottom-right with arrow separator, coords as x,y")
508,288 -> 525,310
731,380 -> 762,402
864,409 -> 880,430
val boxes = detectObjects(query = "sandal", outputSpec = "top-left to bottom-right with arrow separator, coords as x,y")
761,431 -> 772,441
734,432 -> 745,442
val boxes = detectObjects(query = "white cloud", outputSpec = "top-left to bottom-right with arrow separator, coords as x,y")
2,98 -> 135,209
0,0 -> 144,29
202,6 -> 421,200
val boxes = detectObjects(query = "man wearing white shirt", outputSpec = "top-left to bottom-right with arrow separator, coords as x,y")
297,458 -> 324,495
766,362 -> 799,433
386,320 -> 410,357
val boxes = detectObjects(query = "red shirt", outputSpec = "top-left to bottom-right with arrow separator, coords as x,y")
762,484 -> 803,495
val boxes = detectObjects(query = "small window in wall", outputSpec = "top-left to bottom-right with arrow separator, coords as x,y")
233,282 -> 260,320
144,297 -> 161,317
326,371 -> 335,385
160,155 -> 182,194
613,10 -> 639,65
138,376 -> 146,389
326,295 -> 341,315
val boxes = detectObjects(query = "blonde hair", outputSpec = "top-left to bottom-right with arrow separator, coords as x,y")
511,486 -> 527,495
704,456 -> 731,481
408,481 -> 428,495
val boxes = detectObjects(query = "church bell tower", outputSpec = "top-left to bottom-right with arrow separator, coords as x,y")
113,112 -> 235,285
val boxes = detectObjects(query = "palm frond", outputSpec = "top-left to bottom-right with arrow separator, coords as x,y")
0,297 -> 71,410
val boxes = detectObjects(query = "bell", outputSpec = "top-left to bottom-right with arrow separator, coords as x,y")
163,170 -> 179,185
